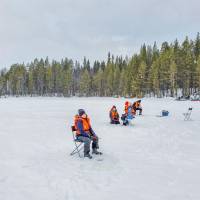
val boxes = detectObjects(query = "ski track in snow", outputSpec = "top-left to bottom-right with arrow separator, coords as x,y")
0,97 -> 200,200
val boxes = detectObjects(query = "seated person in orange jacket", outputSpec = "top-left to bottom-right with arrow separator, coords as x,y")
132,100 -> 142,115
74,109 -> 102,159
109,106 -> 120,124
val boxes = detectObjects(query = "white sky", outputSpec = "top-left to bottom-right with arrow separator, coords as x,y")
0,0 -> 200,68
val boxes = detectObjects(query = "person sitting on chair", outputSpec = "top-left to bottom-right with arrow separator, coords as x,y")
109,106 -> 120,124
74,109 -> 102,159
133,100 -> 142,115
121,101 -> 135,125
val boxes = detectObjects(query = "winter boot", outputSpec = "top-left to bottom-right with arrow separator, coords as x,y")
92,148 -> 103,155
84,153 -> 92,159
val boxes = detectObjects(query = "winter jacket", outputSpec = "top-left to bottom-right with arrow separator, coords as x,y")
76,117 -> 95,137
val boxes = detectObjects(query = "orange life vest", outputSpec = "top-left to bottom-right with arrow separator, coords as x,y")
74,115 -> 79,131
133,101 -> 140,109
111,110 -> 119,119
131,107 -> 136,115
74,115 -> 91,136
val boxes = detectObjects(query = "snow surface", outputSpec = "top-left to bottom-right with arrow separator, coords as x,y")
0,97 -> 200,200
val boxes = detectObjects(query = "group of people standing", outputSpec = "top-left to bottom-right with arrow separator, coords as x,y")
109,100 -> 143,125
72,100 -> 142,159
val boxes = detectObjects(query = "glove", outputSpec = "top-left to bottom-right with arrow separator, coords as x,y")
90,135 -> 97,140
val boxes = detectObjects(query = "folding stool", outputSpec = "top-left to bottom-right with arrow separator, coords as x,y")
70,126 -> 84,157
183,107 -> 193,121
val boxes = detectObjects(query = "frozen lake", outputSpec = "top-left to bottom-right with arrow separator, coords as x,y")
0,97 -> 200,200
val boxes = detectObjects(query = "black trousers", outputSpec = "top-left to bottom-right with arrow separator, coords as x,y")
135,108 -> 142,114
110,119 -> 120,124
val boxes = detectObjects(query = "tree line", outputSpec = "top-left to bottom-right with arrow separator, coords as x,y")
1,33 -> 200,98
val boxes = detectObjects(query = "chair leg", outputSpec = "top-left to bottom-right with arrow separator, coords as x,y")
185,113 -> 191,121
70,143 -> 82,155
70,143 -> 83,157
185,116 -> 188,121
184,113 -> 188,121
75,142 -> 84,158
77,146 -> 84,158
184,115 -> 187,121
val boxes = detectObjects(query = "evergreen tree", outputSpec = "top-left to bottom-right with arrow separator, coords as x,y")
181,37 -> 194,96
194,32 -> 200,60
196,56 -> 200,92
150,60 -> 160,97
0,69 -> 7,96
79,69 -> 91,96
169,60 -> 177,96
1,33 -> 200,98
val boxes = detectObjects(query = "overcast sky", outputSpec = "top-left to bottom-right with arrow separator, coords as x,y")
0,0 -> 199,69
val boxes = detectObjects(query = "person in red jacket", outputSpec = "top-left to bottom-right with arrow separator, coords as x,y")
109,106 -> 120,124
124,101 -> 130,114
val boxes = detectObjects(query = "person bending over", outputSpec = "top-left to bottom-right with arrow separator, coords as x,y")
133,100 -> 142,115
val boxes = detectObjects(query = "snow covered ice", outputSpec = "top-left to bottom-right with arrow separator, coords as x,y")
0,97 -> 200,200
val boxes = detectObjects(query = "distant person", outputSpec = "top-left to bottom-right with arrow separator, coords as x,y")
74,109 -> 102,159
124,101 -> 130,114
133,100 -> 142,115
121,101 -> 135,125
109,106 -> 120,124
